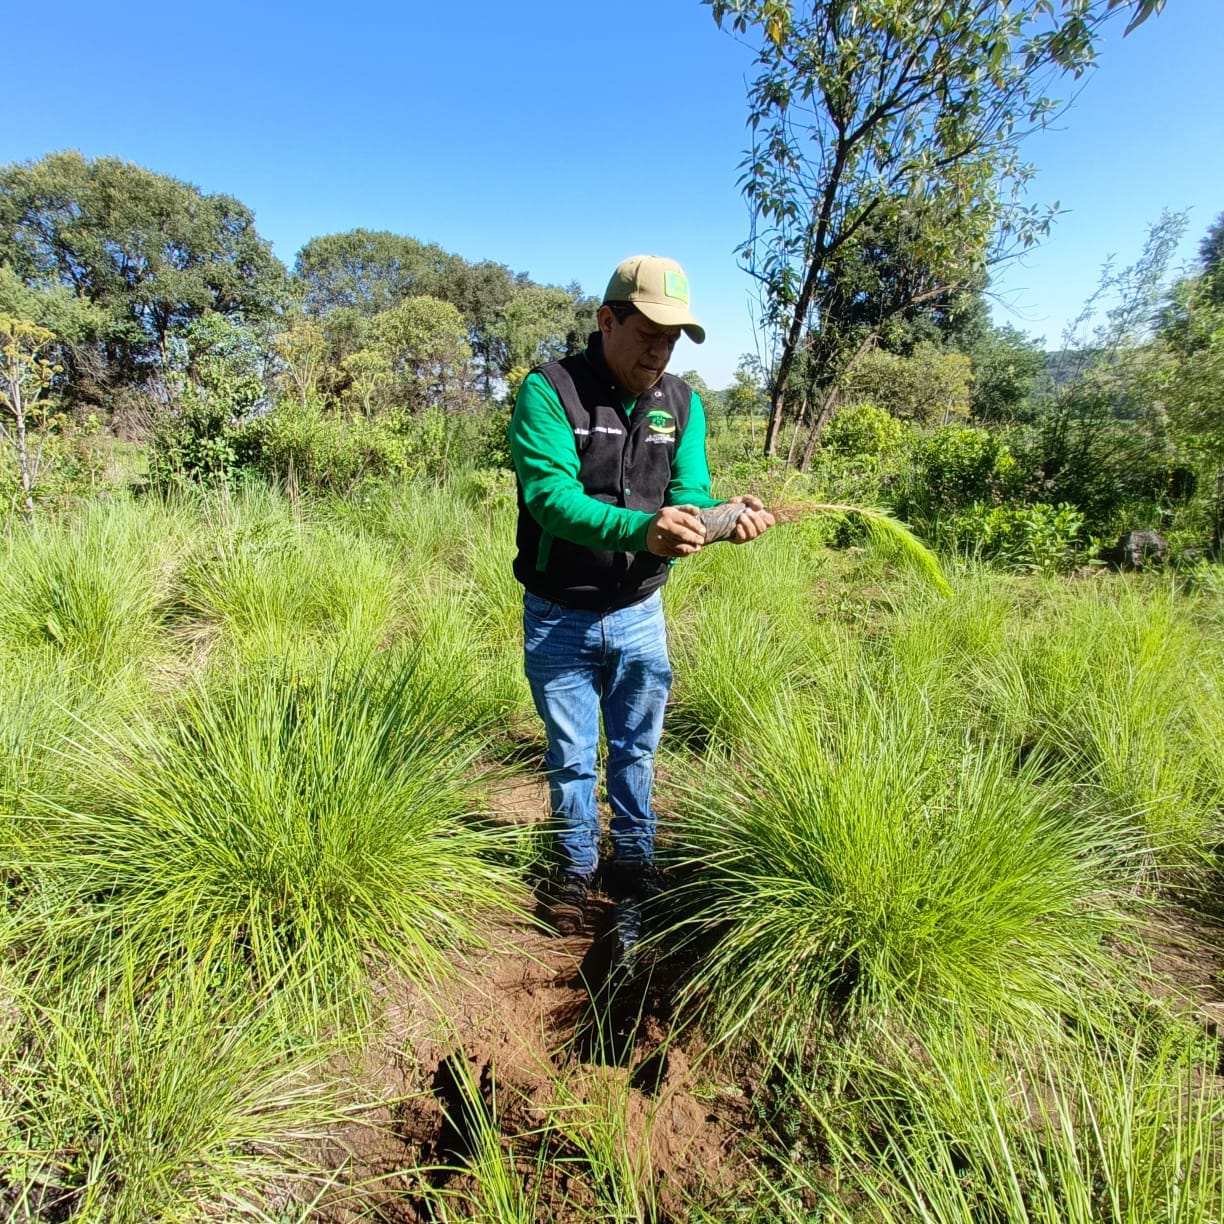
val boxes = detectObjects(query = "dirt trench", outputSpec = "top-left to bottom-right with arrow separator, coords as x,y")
323,778 -> 750,1223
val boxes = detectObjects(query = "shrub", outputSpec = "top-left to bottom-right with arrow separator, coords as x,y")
232,397 -> 415,493
950,501 -> 1086,574
895,424 -> 1022,536
820,400 -> 908,458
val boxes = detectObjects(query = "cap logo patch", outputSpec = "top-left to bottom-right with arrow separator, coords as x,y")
664,271 -> 689,304
647,409 -> 676,434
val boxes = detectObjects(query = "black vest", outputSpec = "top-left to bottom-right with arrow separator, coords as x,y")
513,342 -> 693,611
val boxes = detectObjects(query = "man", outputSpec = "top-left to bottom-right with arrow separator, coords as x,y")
508,254 -> 773,934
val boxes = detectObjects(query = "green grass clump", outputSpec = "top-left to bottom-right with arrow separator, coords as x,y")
16,654 -> 521,1025
172,491 -> 406,674
970,581 -> 1224,872
0,497 -> 179,676
666,537 -> 830,750
0,970 -> 356,1222
670,685 -> 1136,1060
794,1017 -> 1224,1224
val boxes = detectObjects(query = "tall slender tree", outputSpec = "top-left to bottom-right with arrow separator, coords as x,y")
707,0 -> 1167,459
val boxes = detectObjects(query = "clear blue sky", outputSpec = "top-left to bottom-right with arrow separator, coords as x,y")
3,0 -> 1221,386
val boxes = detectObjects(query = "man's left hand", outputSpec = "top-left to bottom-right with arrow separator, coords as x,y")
726,494 -> 775,543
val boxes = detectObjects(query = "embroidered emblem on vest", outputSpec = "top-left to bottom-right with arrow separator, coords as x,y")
646,410 -> 676,435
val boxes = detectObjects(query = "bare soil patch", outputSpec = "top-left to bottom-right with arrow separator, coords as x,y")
322,777 -> 748,1222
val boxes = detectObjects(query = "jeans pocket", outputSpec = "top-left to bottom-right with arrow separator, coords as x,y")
524,592 -> 562,622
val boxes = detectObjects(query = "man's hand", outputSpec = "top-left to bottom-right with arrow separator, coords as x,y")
646,504 -> 706,558
726,494 -> 775,543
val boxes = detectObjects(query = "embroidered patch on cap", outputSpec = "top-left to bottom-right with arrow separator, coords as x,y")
664,271 -> 689,303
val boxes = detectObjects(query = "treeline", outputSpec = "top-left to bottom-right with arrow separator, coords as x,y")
0,151 -> 596,439
3,151 -> 1223,569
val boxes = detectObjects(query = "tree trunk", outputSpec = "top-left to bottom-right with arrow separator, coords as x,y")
785,396 -> 808,467
762,382 -> 787,457
799,386 -> 842,473
8,378 -> 36,520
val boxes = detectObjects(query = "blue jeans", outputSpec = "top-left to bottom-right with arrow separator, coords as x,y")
522,590 -> 672,877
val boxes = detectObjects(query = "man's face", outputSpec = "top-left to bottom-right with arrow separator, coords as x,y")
598,306 -> 682,397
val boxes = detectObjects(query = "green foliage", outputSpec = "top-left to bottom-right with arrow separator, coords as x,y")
1,973 -> 355,1220
844,342 -> 973,425
672,688 -> 1131,1061
665,527 -> 831,750
0,312 -> 59,516
496,283 -> 584,372
1160,263 -> 1224,469
896,424 -> 1021,535
293,229 -> 593,389
0,151 -> 285,397
294,228 -> 462,316
972,583 -> 1224,867
147,312 -> 273,489
233,399 -> 411,491
762,1014 -> 1222,1224
965,321 -> 1046,423
821,400 -> 908,458
148,396 -> 239,487
0,497 -> 175,675
1023,213 -> 1188,537
950,501 -> 1086,574
367,295 -> 475,414
171,490 -> 407,674
707,0 -> 1161,460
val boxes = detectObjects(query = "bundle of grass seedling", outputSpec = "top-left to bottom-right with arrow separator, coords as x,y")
700,498 -> 950,594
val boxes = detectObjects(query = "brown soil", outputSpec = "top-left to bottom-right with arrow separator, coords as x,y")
319,777 -> 751,1222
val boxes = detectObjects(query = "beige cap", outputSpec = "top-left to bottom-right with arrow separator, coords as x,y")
603,255 -> 705,344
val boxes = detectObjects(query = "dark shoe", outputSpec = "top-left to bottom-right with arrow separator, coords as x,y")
547,871 -> 592,935
610,861 -> 665,904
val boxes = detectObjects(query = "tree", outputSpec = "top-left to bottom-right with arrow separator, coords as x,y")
367,296 -> 475,416
293,229 -> 462,317
0,314 -> 58,518
497,284 -> 586,372
1026,212 -> 1186,533
963,323 -> 1045,423
273,311 -> 328,409
844,342 -> 973,426
707,0 -> 1167,461
1196,211 -> 1224,304
1160,215 -> 1224,478
294,230 -> 597,392
0,152 -> 285,396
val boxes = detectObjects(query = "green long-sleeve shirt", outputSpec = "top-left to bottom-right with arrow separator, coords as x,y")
509,369 -> 720,554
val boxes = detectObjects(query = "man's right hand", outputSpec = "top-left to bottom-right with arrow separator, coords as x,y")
646,504 -> 706,558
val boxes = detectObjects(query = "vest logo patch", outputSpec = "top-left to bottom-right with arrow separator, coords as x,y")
646,410 -> 676,435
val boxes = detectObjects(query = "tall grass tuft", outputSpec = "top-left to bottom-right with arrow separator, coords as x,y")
16,653 -> 521,1026
666,528 -> 834,750
0,496 -> 179,677
775,501 -> 951,595
172,492 -> 406,675
972,581 -> 1224,871
794,1017 -> 1224,1224
669,685 -> 1137,1060
0,967 -> 358,1221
